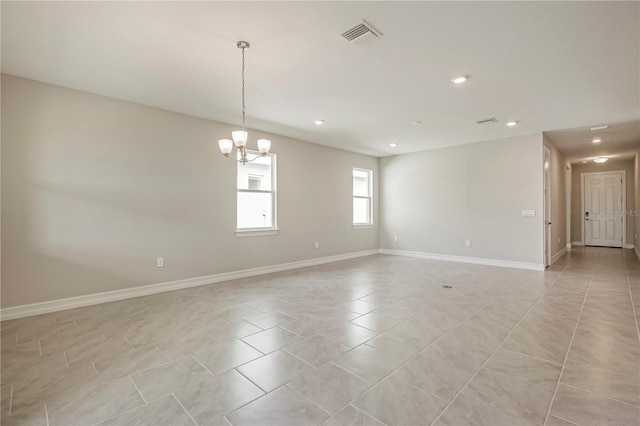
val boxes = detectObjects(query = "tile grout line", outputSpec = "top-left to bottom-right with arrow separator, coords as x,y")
190,354 -> 215,377
128,375 -> 147,404
624,254 -> 640,345
123,335 -> 136,349
284,384 -> 334,417
560,382 -> 640,409
8,384 -> 13,415
172,394 -> 199,426
44,402 -> 50,426
233,366 -> 270,394
541,271 -> 594,426
429,267 -> 567,426
153,344 -> 172,362
348,404 -> 388,425
91,362 -> 102,383
495,346 -> 564,367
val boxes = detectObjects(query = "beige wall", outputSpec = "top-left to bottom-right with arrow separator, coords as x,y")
543,135 -> 568,260
570,159 -> 635,245
1,75 -> 379,308
379,134 -> 544,266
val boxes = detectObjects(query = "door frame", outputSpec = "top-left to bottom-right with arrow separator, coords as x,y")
580,170 -> 626,248
544,147 -> 551,267
566,163 -> 572,249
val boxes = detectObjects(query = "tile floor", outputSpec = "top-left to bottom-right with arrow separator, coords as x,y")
1,247 -> 639,426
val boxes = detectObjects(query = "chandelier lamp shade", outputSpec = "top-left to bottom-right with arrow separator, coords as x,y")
218,41 -> 271,164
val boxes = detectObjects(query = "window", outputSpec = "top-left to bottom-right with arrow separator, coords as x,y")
353,168 -> 373,226
237,151 -> 276,233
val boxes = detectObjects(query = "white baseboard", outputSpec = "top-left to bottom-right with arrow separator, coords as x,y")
624,244 -> 635,249
566,243 -> 572,249
379,249 -> 545,271
0,249 -> 379,321
572,241 -> 584,246
551,247 -> 567,265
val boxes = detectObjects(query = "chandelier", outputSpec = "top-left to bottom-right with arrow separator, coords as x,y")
218,41 -> 271,164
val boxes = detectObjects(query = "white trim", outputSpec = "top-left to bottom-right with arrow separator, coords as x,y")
551,247 -> 567,265
572,241 -> 584,246
566,243 -> 572,249
581,170 -> 626,248
235,228 -> 279,237
353,167 -> 373,226
0,250 -> 379,321
379,249 -> 545,271
566,163 -> 572,251
624,244 -> 635,249
352,224 -> 375,230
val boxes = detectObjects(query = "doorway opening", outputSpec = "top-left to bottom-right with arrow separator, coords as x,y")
544,147 -> 551,267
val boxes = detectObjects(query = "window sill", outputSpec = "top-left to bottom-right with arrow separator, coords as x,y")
235,228 -> 280,237
353,224 -> 375,229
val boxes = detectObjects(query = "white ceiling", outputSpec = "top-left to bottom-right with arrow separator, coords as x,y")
545,120 -> 640,164
2,1 -> 639,157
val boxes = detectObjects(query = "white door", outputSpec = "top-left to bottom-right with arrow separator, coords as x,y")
584,172 -> 623,247
544,148 -> 551,267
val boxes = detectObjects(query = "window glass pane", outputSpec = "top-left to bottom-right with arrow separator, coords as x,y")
248,175 -> 262,190
237,192 -> 273,229
353,198 -> 370,224
353,169 -> 370,196
237,155 -> 272,190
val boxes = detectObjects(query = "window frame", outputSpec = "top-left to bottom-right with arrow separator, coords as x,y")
353,167 -> 374,228
235,150 -> 278,237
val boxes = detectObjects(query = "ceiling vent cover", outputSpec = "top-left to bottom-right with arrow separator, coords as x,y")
341,20 -> 382,46
475,117 -> 498,125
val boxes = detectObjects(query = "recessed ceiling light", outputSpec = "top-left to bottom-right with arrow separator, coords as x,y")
592,138 -> 602,143
314,120 -> 324,125
411,121 -> 422,125
451,76 -> 467,84
589,125 -> 610,131
506,121 -> 518,127
593,157 -> 608,163
389,143 -> 398,148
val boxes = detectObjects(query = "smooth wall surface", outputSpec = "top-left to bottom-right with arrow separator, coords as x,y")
1,75 -> 379,307
379,134 -> 544,265
570,159 -> 635,245
543,135 -> 567,259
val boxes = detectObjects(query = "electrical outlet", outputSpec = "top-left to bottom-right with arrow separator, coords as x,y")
465,240 -> 471,247
156,257 -> 164,268
393,235 -> 399,242
315,241 -> 319,249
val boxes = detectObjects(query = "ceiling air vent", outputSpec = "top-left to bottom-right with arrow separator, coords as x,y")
341,20 -> 382,47
475,117 -> 498,125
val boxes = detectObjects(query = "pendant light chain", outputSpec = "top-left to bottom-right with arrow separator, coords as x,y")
241,45 -> 246,131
